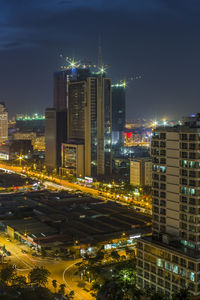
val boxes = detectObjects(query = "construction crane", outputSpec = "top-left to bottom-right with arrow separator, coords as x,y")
59,54 -> 109,74
112,75 -> 142,88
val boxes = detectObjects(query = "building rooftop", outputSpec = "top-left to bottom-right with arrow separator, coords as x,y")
0,189 -> 151,246
154,113 -> 200,132
2,218 -> 57,239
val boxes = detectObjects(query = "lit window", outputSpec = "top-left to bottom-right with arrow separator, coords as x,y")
165,262 -> 171,271
189,272 -> 195,282
172,265 -> 178,274
157,258 -> 163,268
160,166 -> 166,173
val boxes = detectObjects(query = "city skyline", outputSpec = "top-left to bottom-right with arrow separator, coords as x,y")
1,1 -> 200,119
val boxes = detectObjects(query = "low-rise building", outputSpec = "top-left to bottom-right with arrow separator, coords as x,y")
130,158 -> 152,186
60,143 -> 84,178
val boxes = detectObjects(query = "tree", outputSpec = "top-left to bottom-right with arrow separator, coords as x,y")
110,250 -> 120,261
0,264 -> 16,284
58,283 -> 66,295
28,266 -> 50,286
54,249 -> 59,257
125,247 -> 135,259
69,290 -> 75,299
96,248 -> 104,260
20,286 -> 54,300
1,245 -> 5,254
12,275 -> 27,288
52,279 -> 57,292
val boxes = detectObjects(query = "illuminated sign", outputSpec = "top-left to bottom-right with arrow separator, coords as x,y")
85,176 -> 93,183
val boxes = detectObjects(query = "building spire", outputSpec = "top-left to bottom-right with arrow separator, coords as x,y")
98,35 -> 102,68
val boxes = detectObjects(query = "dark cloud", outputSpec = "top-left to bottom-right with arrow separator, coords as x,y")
0,0 -> 200,118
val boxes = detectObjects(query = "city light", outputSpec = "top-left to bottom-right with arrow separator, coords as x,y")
16,113 -> 45,121
99,66 -> 106,74
112,82 -> 127,88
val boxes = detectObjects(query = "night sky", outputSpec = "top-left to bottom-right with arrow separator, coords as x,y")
1,0 -> 200,120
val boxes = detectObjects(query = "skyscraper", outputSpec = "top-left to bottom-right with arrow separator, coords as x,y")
67,72 -> 112,178
53,68 -> 91,110
112,85 -> 126,145
0,103 -> 8,143
45,108 -> 67,170
45,69 -> 70,170
53,70 -> 70,110
137,113 -> 200,297
46,62 -> 112,176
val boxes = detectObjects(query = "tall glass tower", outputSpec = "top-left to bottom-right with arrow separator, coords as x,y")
68,73 -> 112,177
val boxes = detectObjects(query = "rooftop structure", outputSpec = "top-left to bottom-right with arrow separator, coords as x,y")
16,113 -> 45,121
0,189 -> 151,249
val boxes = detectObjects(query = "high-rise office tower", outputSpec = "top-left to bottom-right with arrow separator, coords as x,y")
67,73 -> 112,178
0,103 -> 8,143
45,69 -> 71,170
45,108 -> 67,170
46,62 -> 112,176
53,68 -> 91,110
112,85 -> 126,145
53,70 -> 70,110
137,113 -> 200,298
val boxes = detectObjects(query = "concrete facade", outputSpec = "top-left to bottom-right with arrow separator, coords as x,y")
130,158 -> 152,186
137,114 -> 200,297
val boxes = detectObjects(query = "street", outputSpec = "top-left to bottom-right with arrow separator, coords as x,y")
0,163 -> 152,214
0,234 -> 95,300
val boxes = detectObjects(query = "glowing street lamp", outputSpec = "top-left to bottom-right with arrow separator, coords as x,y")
16,154 -> 24,166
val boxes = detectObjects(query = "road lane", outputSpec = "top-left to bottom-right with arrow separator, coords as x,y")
63,260 -> 95,300
0,234 -> 94,299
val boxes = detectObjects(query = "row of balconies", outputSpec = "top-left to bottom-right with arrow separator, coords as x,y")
152,133 -> 166,140
180,196 -> 200,205
137,269 -> 196,293
152,178 -> 200,187
138,252 -> 197,271
180,134 -> 200,141
180,213 -> 197,223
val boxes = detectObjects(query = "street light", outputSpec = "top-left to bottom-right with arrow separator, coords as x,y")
16,154 -> 25,166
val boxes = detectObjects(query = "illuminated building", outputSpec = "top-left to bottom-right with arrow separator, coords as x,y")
112,84 -> 126,145
16,113 -> 45,133
33,135 -> 45,151
45,108 -> 67,170
68,74 -> 112,177
137,113 -> 200,297
130,158 -> 152,186
16,113 -> 45,120
10,140 -> 33,157
13,132 -> 45,151
60,143 -> 84,177
53,70 -> 70,110
124,131 -> 151,148
46,68 -> 91,171
46,60 -> 112,175
53,68 -> 91,110
0,103 -> 8,143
